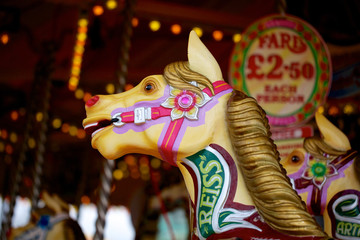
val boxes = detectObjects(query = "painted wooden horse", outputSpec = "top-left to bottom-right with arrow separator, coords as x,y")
9,191 -> 85,240
281,112 -> 360,239
83,31 -> 330,239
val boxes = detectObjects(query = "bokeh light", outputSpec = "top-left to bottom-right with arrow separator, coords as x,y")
83,92 -> 92,102
124,84 -> 133,91
132,18 -> 139,27
36,112 -> 43,122
150,158 -> 161,169
106,83 -> 115,94
93,5 -> 104,16
77,129 -> 86,139
1,129 -> 7,139
28,138 -> 36,149
61,123 -> 70,133
75,88 -> 85,99
106,0 -> 117,10
69,125 -> 78,136
5,144 -> 13,155
212,30 -> 223,41
52,118 -> 62,129
317,106 -> 325,114
0,142 -> 4,152
149,20 -> 161,32
171,24 -> 181,35
232,33 -> 242,43
1,33 -> 9,45
192,27 -> 203,37
328,106 -> 339,116
10,132 -> 17,143
10,111 -> 19,121
81,195 -> 91,204
113,169 -> 124,180
344,104 -> 354,115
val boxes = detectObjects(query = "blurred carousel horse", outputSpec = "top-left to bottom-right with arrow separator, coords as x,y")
83,31 -> 330,239
9,191 -> 85,240
281,112 -> 360,239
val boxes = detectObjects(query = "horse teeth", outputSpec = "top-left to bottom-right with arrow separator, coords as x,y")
84,122 -> 98,129
92,127 -> 105,138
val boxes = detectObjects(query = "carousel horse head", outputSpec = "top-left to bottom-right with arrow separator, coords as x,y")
83,30 -> 226,163
83,31 -> 329,239
282,112 -> 360,239
9,191 -> 85,240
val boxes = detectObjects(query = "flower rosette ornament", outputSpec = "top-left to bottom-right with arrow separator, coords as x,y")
161,86 -> 211,121
301,155 -> 338,190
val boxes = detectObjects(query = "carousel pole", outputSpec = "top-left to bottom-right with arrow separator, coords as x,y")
93,159 -> 115,240
116,0 -> 137,93
0,41 -> 55,240
0,112 -> 32,240
277,0 -> 287,15
30,42 -> 55,212
93,0 -> 136,239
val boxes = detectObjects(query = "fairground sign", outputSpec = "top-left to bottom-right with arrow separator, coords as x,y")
230,14 -> 332,126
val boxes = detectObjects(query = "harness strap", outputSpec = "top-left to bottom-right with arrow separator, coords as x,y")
120,107 -> 172,124
116,81 -> 232,125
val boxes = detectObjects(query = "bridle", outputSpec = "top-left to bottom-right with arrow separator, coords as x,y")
110,80 -> 233,165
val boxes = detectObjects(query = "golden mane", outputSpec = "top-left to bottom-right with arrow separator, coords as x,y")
226,90 -> 327,238
304,134 -> 360,184
304,136 -> 347,161
163,61 -> 214,97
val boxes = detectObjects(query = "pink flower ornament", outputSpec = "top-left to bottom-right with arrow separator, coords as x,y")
161,86 -> 212,121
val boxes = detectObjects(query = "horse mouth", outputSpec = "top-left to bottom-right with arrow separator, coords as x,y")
83,119 -> 113,138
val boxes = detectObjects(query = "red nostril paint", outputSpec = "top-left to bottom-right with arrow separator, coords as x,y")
86,95 -> 99,107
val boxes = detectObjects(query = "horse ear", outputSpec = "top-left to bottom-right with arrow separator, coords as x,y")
188,30 -> 223,82
315,112 -> 351,151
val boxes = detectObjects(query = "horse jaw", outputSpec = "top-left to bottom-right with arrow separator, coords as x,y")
315,112 -> 351,151
187,30 -> 223,82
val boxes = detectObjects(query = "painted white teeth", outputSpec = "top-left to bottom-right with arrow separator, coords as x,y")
91,127 -> 105,138
84,122 -> 98,129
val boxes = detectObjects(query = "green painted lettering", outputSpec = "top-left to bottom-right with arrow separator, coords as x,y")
345,222 -> 352,236
199,160 -> 222,174
202,186 -> 220,196
352,223 -> 360,236
337,222 -> 344,235
202,174 -> 222,189
199,210 -> 212,227
200,194 -> 217,208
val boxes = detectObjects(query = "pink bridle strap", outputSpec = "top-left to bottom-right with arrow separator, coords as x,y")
120,107 -> 172,123
203,81 -> 233,96
118,81 -> 232,124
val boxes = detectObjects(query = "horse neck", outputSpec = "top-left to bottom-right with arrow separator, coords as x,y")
177,139 -> 255,212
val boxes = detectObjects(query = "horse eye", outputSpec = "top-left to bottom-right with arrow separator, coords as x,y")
291,155 -> 300,163
144,82 -> 155,92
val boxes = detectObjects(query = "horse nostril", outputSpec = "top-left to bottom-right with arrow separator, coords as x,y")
86,95 -> 100,107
